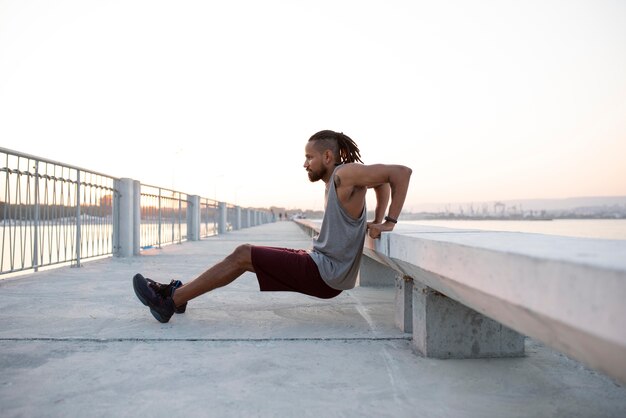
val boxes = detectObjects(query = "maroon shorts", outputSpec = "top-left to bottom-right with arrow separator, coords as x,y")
250,246 -> 342,299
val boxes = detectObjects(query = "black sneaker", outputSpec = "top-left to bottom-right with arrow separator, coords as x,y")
133,273 -> 176,323
146,278 -> 187,314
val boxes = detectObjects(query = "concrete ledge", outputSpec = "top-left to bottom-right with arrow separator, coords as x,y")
363,223 -> 626,384
295,219 -> 626,384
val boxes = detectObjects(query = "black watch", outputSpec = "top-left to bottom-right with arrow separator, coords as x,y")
384,216 -> 398,224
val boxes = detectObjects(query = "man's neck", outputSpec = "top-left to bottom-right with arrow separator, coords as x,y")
322,163 -> 342,185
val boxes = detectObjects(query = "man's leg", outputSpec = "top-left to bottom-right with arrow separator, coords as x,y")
172,244 -> 254,307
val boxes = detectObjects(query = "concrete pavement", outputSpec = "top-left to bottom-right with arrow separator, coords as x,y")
1,222 -> 625,417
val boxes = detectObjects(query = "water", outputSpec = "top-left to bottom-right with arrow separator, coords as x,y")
1,222 -> 113,274
0,221 -> 211,274
404,219 -> 626,240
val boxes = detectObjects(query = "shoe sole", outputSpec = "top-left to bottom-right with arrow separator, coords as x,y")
133,274 -> 170,323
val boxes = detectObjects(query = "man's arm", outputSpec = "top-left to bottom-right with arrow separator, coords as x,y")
336,163 -> 412,238
369,183 -> 390,224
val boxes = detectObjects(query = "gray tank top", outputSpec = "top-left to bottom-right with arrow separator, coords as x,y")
309,165 -> 367,290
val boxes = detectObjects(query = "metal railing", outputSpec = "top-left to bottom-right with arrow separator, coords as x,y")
199,197 -> 218,238
1,147 -> 275,276
226,203 -> 237,232
140,185 -> 188,249
1,148 -> 117,274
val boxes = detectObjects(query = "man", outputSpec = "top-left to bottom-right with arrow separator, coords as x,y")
133,130 -> 412,323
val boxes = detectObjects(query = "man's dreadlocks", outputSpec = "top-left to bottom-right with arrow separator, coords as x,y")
308,130 -> 363,164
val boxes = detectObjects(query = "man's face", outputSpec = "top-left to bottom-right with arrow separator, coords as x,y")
303,142 -> 327,182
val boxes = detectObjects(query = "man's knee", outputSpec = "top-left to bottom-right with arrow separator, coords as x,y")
230,244 -> 253,270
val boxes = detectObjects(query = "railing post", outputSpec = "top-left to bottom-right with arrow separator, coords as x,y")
218,202 -> 227,234
187,195 -> 200,241
74,169 -> 81,267
133,180 -> 141,255
212,201 -> 218,235
115,178 -> 135,257
234,206 -> 241,230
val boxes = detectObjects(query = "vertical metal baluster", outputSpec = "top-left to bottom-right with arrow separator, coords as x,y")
60,172 -> 67,263
135,188 -> 140,249
9,164 -> 15,271
66,171 -> 71,262
98,181 -> 102,255
86,175 -> 91,258
59,170 -> 64,262
53,171 -> 58,263
51,169 -> 57,264
52,170 -> 58,264
112,181 -> 119,255
17,158 -> 24,270
93,179 -> 97,256
1,155 -> 8,273
170,194 -> 173,243
85,174 -> 89,258
75,169 -> 81,267
43,166 -> 49,266
109,182 -> 113,254
158,187 -> 162,248
33,161 -> 39,272
178,193 -> 182,244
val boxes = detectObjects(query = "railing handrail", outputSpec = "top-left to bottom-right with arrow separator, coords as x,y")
141,184 -> 187,197
0,147 -> 120,180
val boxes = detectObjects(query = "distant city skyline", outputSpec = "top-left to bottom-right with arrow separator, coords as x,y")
407,195 -> 626,214
1,0 -> 625,211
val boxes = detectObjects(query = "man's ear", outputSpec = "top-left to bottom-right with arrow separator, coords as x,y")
323,149 -> 333,164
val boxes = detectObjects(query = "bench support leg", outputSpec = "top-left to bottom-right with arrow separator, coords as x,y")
395,275 -> 413,332
412,282 -> 525,358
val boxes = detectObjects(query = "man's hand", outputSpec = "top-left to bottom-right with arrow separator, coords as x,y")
367,221 -> 394,239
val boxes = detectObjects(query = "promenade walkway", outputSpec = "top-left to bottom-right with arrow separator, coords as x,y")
1,222 -> 625,417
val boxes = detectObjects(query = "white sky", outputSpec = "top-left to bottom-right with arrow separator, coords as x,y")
1,0 -> 625,212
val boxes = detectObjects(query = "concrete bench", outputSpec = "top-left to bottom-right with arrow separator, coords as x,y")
294,219 -> 626,385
